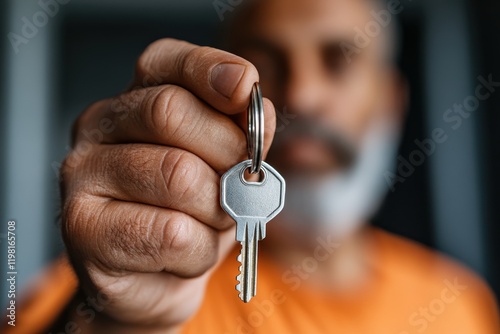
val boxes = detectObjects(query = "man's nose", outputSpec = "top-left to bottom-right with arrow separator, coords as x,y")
284,53 -> 330,116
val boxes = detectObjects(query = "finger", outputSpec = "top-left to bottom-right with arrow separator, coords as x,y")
73,85 -> 276,173
130,38 -> 260,115
62,196 -> 219,278
74,143 -> 233,231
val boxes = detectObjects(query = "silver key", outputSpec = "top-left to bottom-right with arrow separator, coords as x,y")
220,159 -> 286,302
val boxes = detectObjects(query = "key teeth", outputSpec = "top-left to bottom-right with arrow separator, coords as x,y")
236,275 -> 244,301
236,226 -> 246,299
236,251 -> 243,296
235,225 -> 255,303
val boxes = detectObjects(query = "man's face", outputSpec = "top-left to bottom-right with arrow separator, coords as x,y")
233,0 -> 398,176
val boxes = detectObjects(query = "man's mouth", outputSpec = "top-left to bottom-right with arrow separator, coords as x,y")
277,136 -> 340,174
268,116 -> 357,175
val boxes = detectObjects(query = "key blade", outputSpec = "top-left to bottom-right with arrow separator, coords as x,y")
235,222 -> 260,303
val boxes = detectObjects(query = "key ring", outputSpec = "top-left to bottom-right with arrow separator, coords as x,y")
247,82 -> 264,174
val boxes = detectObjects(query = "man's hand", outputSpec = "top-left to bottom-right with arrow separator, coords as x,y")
59,38 -> 276,332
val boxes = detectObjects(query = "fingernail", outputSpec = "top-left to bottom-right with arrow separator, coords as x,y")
211,63 -> 245,98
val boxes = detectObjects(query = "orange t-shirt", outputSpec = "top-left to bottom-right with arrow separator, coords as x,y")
182,229 -> 500,333
4,229 -> 500,333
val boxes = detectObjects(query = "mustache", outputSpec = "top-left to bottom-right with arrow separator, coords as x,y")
271,115 -> 357,167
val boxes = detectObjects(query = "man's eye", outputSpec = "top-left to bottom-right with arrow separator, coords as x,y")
327,57 -> 349,74
323,45 -> 352,75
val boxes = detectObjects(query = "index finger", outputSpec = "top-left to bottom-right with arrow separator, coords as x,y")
131,38 -> 260,115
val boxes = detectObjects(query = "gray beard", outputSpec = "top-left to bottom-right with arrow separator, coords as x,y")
274,117 -> 400,241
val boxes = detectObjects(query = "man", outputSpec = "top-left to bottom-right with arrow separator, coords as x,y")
7,0 -> 499,333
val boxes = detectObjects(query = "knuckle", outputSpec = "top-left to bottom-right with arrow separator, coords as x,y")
178,46 -> 211,79
148,86 -> 191,140
60,193 -> 89,251
161,150 -> 200,205
58,147 -> 94,204
71,100 -> 106,145
180,45 -> 248,81
59,142 -> 100,191
162,213 -> 218,275
162,213 -> 192,254
136,38 -> 190,79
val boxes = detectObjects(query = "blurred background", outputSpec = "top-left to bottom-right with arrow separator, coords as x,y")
1,0 -> 499,308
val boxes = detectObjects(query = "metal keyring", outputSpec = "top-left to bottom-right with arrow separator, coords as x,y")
247,82 -> 264,174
